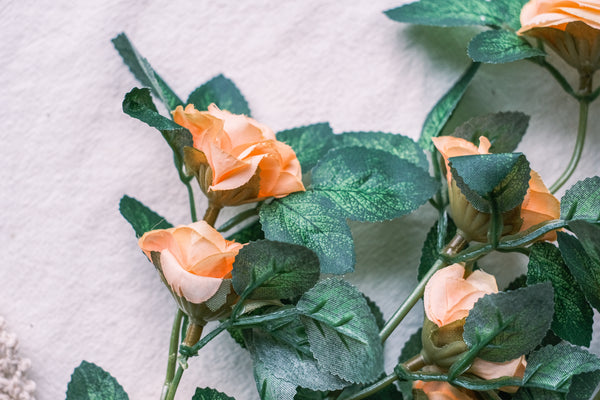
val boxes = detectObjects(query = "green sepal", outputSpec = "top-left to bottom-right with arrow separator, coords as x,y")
527,242 -> 593,346
122,87 -> 193,163
112,33 -> 183,112
66,361 -> 129,400
451,111 -> 529,153
119,195 -> 172,238
311,147 -> 439,222
277,123 -> 336,172
187,74 -> 251,115
560,176 -> 600,221
468,30 -> 545,64
462,283 -> 554,362
296,278 -> 384,384
418,217 -> 457,281
231,240 -> 320,301
192,387 -> 236,400
418,62 -> 480,151
449,152 -> 530,213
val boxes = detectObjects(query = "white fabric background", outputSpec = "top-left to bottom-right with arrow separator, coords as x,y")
2,1 -> 599,399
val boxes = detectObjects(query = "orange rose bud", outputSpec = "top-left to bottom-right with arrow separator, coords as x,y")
138,221 -> 244,325
432,136 -> 560,242
173,104 -> 305,207
518,0 -> 600,76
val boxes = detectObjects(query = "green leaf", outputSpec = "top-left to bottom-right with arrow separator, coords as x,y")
364,295 -> 386,331
523,343 -> 600,392
560,176 -> 600,221
505,274 -> 527,291
277,123 -> 336,172
187,74 -> 250,115
112,33 -> 183,111
385,0 -> 501,28
569,220 -> 600,262
451,111 -> 529,153
232,240 -> 320,301
311,147 -> 439,222
449,153 -> 530,213
418,218 -> 457,281
259,191 -> 355,274
419,62 -> 480,151
334,131 -> 429,171
226,220 -> 264,243
119,195 -> 172,238
463,283 -> 554,362
122,88 -> 193,162
468,30 -> 545,64
294,388 -> 328,400
567,370 -> 600,400
192,387 -> 235,400
66,361 -> 128,400
527,242 -> 593,346
296,279 -> 384,384
558,231 -> 600,312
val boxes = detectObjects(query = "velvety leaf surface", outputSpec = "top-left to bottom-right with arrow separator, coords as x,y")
187,74 -> 250,115
119,195 -> 172,238
66,361 -> 128,400
192,387 -> 235,400
560,176 -> 600,221
468,30 -> 545,63
277,123 -> 336,172
451,111 -> 529,153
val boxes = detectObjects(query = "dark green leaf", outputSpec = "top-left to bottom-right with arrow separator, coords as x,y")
452,111 -> 529,153
119,195 -> 172,238
468,30 -> 545,63
277,123 -> 336,172
364,295 -> 386,331
232,240 -> 320,301
192,387 -> 235,400
399,329 -> 423,364
418,218 -> 457,281
334,131 -> 428,171
187,74 -> 250,115
569,220 -> 600,262
122,88 -> 193,162
226,220 -> 264,243
505,274 -> 527,291
523,343 -> 600,392
296,279 -> 384,384
294,388 -> 328,400
527,242 -> 593,346
449,153 -> 530,213
558,231 -> 600,312
112,33 -> 183,111
66,361 -> 128,400
419,62 -> 480,151
463,283 -> 554,362
567,370 -> 600,400
560,176 -> 600,221
260,191 -> 355,274
311,147 -> 438,221
513,387 -> 563,400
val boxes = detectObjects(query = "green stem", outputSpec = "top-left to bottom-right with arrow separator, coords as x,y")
339,373 -> 398,400
549,98 -> 590,193
184,180 -> 198,222
534,58 -> 578,99
161,310 -> 184,399
164,357 -> 187,400
379,234 -> 468,342
217,206 -> 260,232
184,320 -> 231,356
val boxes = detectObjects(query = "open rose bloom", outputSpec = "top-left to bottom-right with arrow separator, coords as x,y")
138,221 -> 244,325
518,0 -> 600,74
415,264 -> 527,398
432,136 -> 560,242
173,104 -> 305,207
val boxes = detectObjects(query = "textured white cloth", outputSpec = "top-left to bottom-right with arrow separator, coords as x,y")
1,1 -> 599,399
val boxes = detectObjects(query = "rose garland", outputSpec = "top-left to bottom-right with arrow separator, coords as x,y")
65,1 -> 600,399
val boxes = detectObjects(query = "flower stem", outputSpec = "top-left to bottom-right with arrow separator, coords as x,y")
203,203 -> 222,227
379,234 -> 467,342
164,357 -> 187,400
184,180 -> 198,222
161,310 -> 184,399
182,323 -> 204,347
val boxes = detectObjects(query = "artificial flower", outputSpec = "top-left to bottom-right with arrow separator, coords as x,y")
414,379 -> 477,400
432,136 -> 560,242
173,104 -> 305,207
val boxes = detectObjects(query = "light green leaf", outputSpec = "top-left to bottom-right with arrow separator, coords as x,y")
463,283 -> 554,362
451,111 -> 529,153
558,231 -> 600,312
66,361 -> 128,400
311,147 -> 438,222
527,242 -> 593,346
334,131 -> 428,171
119,195 -> 172,238
468,30 -> 545,63
259,191 -> 355,274
560,176 -> 600,221
232,240 -> 320,301
419,62 -> 480,151
276,123 -> 336,172
187,74 -> 250,115
112,33 -> 183,111
296,279 -> 384,384
192,387 -> 235,400
523,343 -> 600,392
450,153 -> 530,213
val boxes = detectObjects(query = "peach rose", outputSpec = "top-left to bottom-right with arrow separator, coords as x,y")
173,104 -> 305,207
138,221 -> 244,324
423,264 -> 527,391
414,379 -> 477,400
432,136 -> 560,242
518,0 -> 600,73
